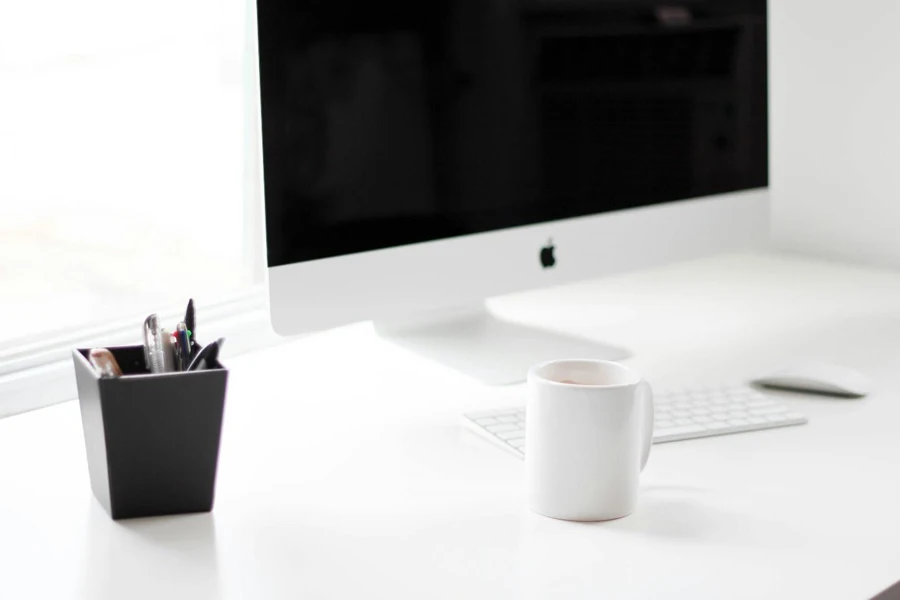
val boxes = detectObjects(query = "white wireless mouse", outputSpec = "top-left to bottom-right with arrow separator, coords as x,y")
753,363 -> 872,397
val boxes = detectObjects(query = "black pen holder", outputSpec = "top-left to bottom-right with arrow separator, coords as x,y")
72,345 -> 227,520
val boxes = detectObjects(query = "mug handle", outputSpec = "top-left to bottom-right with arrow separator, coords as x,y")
637,381 -> 654,471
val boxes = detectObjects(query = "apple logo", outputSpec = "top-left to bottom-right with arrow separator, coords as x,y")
540,239 -> 556,268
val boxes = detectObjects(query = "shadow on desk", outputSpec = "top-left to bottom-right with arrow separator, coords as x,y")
597,485 -> 807,547
79,505 -> 220,598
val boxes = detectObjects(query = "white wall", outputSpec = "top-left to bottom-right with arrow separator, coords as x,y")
770,0 -> 900,267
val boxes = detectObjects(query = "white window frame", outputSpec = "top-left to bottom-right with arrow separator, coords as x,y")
0,4 -> 281,418
0,291 -> 281,418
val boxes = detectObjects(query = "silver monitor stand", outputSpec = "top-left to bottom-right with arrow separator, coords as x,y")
374,303 -> 628,385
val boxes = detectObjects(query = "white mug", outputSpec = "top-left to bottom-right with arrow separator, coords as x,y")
525,359 -> 654,521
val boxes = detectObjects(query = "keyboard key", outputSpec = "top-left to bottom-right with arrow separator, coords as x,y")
690,407 -> 710,415
749,405 -> 787,415
784,412 -> 805,420
747,416 -> 766,424
497,429 -> 525,440
728,410 -> 750,418
486,423 -> 518,433
496,415 -> 518,423
766,413 -> 789,422
656,424 -> 706,438
671,410 -> 690,418
474,417 -> 498,426
674,417 -> 693,426
727,418 -> 750,426
655,419 -> 675,428
692,415 -> 713,423
747,399 -> 775,408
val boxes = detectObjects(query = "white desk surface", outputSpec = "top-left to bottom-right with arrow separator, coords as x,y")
2,252 -> 899,600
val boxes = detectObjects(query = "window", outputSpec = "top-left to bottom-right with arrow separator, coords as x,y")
0,0 -> 267,413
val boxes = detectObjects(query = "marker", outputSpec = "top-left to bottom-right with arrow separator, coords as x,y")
187,338 -> 224,372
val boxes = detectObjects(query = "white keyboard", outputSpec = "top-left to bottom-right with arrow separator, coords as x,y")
463,384 -> 807,458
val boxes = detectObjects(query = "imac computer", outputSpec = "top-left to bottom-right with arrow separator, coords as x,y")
254,0 -> 768,384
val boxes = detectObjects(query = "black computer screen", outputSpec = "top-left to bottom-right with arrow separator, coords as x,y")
258,0 -> 767,267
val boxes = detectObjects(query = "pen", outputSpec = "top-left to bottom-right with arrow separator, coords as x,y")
142,314 -> 157,370
185,298 -> 196,346
89,348 -> 123,378
159,328 -> 176,373
187,338 -> 224,372
143,314 -> 165,373
174,322 -> 190,371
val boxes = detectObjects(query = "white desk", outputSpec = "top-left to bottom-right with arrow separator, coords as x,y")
2,252 -> 899,599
